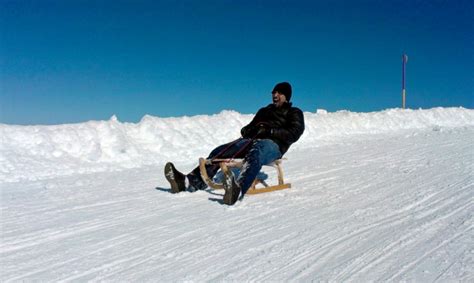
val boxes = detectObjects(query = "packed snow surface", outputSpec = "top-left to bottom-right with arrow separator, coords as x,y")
1,107 -> 473,281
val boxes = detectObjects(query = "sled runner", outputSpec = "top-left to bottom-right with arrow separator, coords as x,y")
198,158 -> 291,194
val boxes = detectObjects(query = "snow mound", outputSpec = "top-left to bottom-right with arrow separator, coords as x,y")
303,107 -> 474,140
1,107 -> 473,182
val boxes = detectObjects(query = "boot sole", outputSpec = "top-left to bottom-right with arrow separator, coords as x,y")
164,162 -> 185,194
223,185 -> 240,205
223,186 -> 233,205
222,171 -> 240,205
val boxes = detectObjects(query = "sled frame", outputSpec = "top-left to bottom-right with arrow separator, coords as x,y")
198,158 -> 291,195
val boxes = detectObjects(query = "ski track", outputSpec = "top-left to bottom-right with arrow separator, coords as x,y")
1,128 -> 473,281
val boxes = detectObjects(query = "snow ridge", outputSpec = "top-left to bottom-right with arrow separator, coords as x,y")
1,107 -> 473,182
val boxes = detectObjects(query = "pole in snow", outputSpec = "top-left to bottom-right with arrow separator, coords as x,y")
402,54 -> 408,109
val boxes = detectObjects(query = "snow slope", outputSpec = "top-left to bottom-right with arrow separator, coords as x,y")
1,107 -> 473,281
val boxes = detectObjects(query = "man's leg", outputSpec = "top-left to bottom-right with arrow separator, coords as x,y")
187,138 -> 253,190
223,139 -> 282,204
236,139 -> 282,195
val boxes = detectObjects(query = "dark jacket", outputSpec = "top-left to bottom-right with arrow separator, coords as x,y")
241,102 -> 305,155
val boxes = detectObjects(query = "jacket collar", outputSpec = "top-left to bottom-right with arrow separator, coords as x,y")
268,102 -> 292,110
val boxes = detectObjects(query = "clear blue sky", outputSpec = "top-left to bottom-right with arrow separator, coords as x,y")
1,0 -> 473,125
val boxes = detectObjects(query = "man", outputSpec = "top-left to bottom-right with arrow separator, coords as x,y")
164,82 -> 305,205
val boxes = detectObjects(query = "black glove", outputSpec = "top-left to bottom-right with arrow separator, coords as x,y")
241,125 -> 258,138
255,123 -> 273,139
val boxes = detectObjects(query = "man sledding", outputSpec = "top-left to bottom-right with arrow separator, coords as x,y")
164,82 -> 305,205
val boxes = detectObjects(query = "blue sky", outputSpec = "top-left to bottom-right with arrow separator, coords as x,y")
1,0 -> 473,125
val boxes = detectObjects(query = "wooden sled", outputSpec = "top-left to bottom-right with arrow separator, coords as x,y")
198,158 -> 291,195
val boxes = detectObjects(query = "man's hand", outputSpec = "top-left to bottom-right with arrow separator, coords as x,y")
241,122 -> 273,139
241,125 -> 258,138
255,123 -> 273,139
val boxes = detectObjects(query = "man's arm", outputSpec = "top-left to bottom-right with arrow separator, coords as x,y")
241,108 -> 265,138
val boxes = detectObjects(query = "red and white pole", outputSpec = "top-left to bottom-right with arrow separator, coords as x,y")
402,54 -> 408,109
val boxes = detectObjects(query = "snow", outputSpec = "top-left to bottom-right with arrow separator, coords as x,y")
1,107 -> 473,183
1,107 -> 473,281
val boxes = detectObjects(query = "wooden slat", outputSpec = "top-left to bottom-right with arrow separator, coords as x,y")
246,184 -> 291,194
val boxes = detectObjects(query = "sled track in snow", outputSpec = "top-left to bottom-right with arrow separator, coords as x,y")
248,130 -> 473,281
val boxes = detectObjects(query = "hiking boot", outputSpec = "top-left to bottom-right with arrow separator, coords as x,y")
164,162 -> 186,193
222,169 -> 241,205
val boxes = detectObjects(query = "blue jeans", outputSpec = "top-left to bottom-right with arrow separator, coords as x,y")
188,138 -> 282,195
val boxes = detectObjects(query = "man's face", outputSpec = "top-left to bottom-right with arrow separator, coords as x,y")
272,91 -> 287,107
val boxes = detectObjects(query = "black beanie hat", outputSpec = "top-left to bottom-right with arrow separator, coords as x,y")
272,82 -> 292,101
